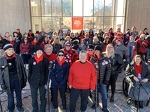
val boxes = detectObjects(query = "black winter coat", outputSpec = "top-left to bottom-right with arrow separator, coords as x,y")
28,57 -> 49,87
99,57 -> 111,85
109,54 -> 123,75
0,54 -> 27,92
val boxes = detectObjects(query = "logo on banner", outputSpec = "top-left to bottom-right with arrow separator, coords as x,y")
72,17 -> 83,30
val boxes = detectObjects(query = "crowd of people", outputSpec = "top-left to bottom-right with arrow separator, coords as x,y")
0,26 -> 150,112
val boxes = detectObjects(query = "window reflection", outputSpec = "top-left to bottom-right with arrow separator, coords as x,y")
62,17 -> 71,29
104,0 -> 114,16
31,0 -> 41,16
104,17 -> 114,32
62,0 -> 72,16
32,17 -> 42,33
94,0 -> 104,16
41,0 -> 51,16
51,17 -> 63,31
83,0 -> 93,16
42,17 -> 53,32
94,17 -> 103,30
73,0 -> 82,16
83,17 -> 94,30
30,0 -> 126,32
114,17 -> 124,32
52,0 -> 62,16
115,0 -> 126,16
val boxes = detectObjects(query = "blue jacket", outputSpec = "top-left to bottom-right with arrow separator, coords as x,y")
50,60 -> 69,88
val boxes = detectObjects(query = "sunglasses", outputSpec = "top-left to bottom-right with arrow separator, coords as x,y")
58,54 -> 64,56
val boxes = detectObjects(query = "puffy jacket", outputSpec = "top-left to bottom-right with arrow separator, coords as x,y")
99,57 -> 111,85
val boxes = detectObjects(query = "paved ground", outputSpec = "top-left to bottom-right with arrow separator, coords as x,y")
0,72 -> 150,112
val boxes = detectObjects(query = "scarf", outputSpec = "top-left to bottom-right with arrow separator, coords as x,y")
34,54 -> 43,63
57,57 -> 65,66
31,41 -> 38,45
6,53 -> 16,60
134,63 -> 142,77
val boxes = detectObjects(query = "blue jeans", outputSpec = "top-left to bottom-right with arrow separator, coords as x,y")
99,83 -> 108,110
7,79 -> 22,111
146,48 -> 150,62
21,54 -> 31,64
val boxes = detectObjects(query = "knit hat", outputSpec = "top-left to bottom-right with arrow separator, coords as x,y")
65,41 -> 72,46
34,46 -> 43,52
88,44 -> 94,50
57,50 -> 65,55
3,44 -> 13,51
94,45 -> 102,52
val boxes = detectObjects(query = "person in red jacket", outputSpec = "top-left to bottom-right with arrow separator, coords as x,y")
63,41 -> 78,67
68,50 -> 96,112
135,34 -> 148,61
20,37 -> 31,65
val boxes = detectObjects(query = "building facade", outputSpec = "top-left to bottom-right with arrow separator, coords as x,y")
0,0 -> 149,35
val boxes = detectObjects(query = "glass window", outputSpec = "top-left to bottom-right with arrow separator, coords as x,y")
94,0 -> 104,16
103,17 -> 114,32
94,17 -> 103,30
62,0 -> 72,16
83,17 -> 94,30
73,0 -> 82,16
31,0 -> 41,16
42,17 -> 53,32
113,17 -> 125,32
83,0 -> 93,16
62,17 -> 71,29
104,0 -> 114,16
52,0 -> 62,16
115,0 -> 126,16
51,17 -> 63,31
32,17 -> 42,33
41,0 -> 51,16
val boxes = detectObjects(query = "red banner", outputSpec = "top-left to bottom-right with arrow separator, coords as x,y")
72,17 -> 83,30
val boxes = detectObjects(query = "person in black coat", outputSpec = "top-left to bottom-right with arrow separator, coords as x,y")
105,44 -> 123,103
50,50 -> 69,111
28,46 -> 49,112
0,44 -> 27,112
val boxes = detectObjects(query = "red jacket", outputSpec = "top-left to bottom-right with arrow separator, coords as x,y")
136,39 -> 148,54
63,48 -> 79,67
68,60 -> 96,90
20,42 -> 30,54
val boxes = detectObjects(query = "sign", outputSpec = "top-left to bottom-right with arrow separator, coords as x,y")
72,17 -> 83,30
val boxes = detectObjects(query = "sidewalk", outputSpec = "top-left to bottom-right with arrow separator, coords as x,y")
0,73 -> 150,112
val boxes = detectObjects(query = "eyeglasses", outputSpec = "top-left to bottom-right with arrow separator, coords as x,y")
58,54 -> 64,56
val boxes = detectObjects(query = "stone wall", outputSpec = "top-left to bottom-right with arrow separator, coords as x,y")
0,0 -> 31,36
126,0 -> 150,32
